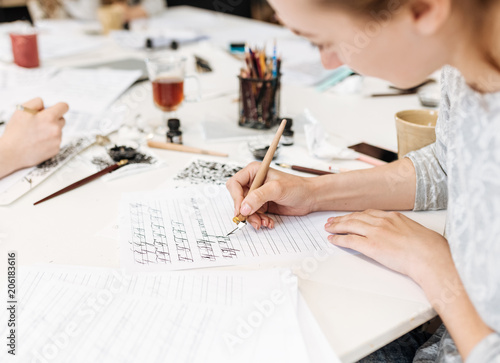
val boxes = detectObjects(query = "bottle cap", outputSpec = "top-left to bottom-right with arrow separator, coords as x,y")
283,118 -> 293,129
168,118 -> 181,130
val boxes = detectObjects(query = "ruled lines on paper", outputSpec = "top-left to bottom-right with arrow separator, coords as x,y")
120,186 -> 331,271
18,268 -> 245,307
0,267 -> 317,363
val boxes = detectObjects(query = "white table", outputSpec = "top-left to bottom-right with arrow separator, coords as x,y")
0,7 -> 446,362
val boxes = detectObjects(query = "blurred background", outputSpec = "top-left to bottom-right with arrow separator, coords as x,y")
0,0 -> 277,24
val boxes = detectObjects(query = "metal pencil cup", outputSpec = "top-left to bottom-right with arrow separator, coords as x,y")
238,75 -> 281,129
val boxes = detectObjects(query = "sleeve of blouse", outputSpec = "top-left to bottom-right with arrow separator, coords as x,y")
406,142 -> 448,211
404,67 -> 455,211
466,333 -> 500,363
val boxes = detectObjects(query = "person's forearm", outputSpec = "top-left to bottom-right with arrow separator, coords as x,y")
416,261 -> 493,360
310,158 -> 416,211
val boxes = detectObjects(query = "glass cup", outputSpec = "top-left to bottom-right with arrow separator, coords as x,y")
145,54 -> 201,135
10,32 -> 39,68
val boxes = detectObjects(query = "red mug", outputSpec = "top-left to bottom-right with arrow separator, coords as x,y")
10,33 -> 40,68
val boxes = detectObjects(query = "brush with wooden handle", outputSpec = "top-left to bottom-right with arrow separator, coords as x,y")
147,140 -> 228,157
34,160 -> 128,205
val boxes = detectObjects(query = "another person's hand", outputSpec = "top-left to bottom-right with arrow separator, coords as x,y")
324,210 -> 452,284
226,161 -> 317,230
0,98 -> 68,178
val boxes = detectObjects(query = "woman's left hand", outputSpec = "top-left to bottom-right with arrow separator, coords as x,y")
325,209 -> 452,284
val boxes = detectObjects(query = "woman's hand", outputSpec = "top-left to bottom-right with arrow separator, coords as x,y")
325,209 -> 452,283
226,161 -> 318,230
325,210 -> 497,360
0,98 -> 68,178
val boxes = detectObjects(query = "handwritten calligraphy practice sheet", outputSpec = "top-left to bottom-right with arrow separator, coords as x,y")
0,267 -> 323,363
120,186 -> 334,271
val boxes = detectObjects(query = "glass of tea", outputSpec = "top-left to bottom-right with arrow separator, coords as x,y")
145,54 -> 201,134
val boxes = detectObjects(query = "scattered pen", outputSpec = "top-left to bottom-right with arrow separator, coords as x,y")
145,35 -> 209,50
194,55 -> 212,73
370,91 -> 416,98
277,163 -> 335,176
34,160 -> 129,205
370,79 -> 435,97
226,119 -> 288,237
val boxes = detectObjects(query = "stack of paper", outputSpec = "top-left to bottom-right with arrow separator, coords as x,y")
0,266 -> 340,363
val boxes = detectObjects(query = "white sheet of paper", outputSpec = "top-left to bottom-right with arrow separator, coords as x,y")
119,186 -> 339,271
304,211 -> 432,304
0,266 -> 313,363
61,110 -> 125,144
0,33 -> 105,62
297,292 -> 342,363
0,65 -> 58,90
0,68 -> 141,115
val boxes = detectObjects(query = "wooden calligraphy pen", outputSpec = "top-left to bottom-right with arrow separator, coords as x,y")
34,160 -> 128,205
226,119 -> 287,236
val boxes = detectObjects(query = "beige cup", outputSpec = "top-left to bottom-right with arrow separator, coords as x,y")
395,110 -> 438,159
97,4 -> 125,35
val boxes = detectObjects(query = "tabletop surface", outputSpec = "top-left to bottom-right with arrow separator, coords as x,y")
0,7 -> 446,362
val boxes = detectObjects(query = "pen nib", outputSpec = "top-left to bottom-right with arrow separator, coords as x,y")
226,222 -> 247,237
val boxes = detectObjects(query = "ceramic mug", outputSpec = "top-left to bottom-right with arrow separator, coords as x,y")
395,109 -> 438,159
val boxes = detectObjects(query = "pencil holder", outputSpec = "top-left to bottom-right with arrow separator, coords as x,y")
238,75 -> 281,129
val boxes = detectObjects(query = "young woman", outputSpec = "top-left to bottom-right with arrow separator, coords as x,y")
0,98 -> 68,178
226,0 -> 500,361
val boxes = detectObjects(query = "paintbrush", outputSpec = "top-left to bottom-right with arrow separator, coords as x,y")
226,119 -> 287,236
34,160 -> 128,205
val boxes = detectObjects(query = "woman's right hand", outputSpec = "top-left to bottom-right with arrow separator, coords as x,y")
226,161 -> 318,230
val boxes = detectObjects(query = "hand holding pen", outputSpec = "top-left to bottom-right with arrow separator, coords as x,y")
0,98 -> 68,178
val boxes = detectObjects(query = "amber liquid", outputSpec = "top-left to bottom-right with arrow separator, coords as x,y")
152,77 -> 184,111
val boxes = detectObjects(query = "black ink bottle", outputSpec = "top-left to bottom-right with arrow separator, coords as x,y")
281,118 -> 294,146
167,118 -> 183,144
